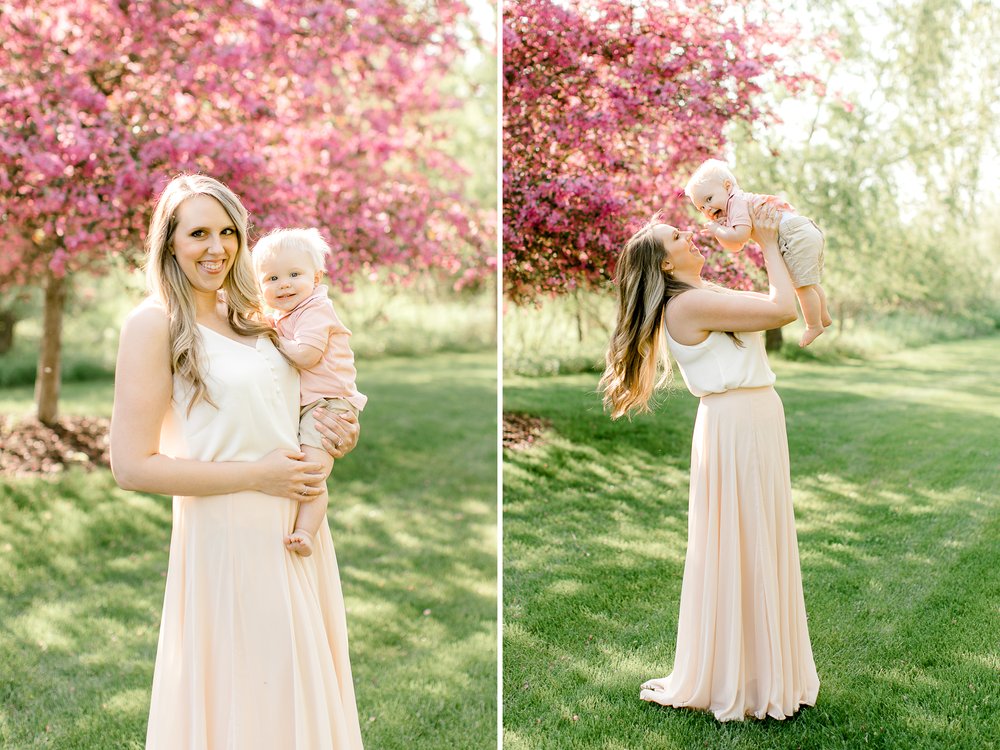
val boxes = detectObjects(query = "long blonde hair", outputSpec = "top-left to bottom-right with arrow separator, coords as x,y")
144,174 -> 280,411
599,217 -> 694,419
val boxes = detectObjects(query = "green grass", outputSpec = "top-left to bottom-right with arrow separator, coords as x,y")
0,351 -> 497,750
0,272 -> 494,389
503,292 -> 1000,376
503,336 -> 1000,750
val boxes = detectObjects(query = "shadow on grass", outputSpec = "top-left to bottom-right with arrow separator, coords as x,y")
0,471 -> 166,749
503,338 -> 1000,750
1,352 -> 498,750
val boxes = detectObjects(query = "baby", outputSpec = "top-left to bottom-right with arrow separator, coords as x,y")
684,159 -> 832,347
253,228 -> 367,556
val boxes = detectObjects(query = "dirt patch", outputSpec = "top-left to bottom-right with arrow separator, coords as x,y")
0,415 -> 111,476
502,412 -> 551,451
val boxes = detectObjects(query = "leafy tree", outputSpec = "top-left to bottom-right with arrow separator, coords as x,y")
732,0 -> 1000,323
502,0 -> 823,303
0,0 -> 489,423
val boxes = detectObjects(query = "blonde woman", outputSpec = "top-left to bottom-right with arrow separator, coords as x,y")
110,174 -> 365,749
600,216 -> 820,721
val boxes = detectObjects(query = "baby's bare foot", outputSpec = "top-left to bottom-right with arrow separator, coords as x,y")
822,312 -> 833,327
284,529 -> 314,557
799,326 -> 825,347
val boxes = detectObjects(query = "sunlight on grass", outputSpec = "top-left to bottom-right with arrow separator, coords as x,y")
504,336 -> 1000,750
1,352 -> 496,750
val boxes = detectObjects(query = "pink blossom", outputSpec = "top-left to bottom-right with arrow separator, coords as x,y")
504,0 -> 825,302
0,0 -> 492,289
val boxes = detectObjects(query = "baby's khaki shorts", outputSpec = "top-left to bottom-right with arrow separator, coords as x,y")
778,215 -> 825,288
299,397 -> 358,451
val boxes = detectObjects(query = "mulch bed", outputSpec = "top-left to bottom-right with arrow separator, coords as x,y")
0,415 -> 111,476
502,412 -> 551,451
1,412 -> 546,471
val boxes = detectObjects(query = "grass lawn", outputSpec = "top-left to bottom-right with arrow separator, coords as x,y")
0,351 -> 497,750
503,336 -> 1000,750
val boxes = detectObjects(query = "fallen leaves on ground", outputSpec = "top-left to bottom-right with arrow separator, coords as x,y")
502,412 -> 550,451
0,415 -> 110,476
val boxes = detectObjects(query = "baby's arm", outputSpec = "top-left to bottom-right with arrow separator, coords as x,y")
277,301 -> 334,370
707,192 -> 752,252
707,221 -> 751,252
278,336 -> 325,369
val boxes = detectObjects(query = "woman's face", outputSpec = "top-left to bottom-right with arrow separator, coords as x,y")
654,224 -> 700,273
170,194 -> 239,294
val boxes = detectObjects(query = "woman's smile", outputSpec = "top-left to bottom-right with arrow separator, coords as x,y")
197,258 -> 227,275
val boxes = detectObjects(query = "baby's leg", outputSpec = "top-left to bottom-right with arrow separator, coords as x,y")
816,283 -> 833,327
796,285 -> 825,347
284,445 -> 334,557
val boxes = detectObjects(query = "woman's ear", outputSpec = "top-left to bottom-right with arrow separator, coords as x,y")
660,259 -> 673,273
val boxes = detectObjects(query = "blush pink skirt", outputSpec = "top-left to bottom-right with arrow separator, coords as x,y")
640,386 -> 820,721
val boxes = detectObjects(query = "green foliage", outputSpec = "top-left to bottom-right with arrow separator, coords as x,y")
503,290 -> 1000,376
0,352 -> 497,749
436,45 -> 499,212
503,292 -> 613,376
0,268 -> 495,388
503,336 -> 1000,749
730,0 -> 1000,321
346,273 -> 495,359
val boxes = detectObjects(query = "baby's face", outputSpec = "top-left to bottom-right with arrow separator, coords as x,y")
257,246 -> 320,312
690,177 -> 731,222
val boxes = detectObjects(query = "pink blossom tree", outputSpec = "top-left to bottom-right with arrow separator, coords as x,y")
503,0 -> 822,304
0,0 -> 491,423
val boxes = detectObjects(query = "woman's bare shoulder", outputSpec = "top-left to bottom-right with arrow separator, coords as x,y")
122,298 -> 169,338
669,287 -> 729,312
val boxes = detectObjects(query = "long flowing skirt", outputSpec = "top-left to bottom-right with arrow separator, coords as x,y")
145,491 -> 365,749
640,386 -> 819,721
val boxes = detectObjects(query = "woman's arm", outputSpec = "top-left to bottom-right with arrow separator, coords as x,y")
671,233 -> 797,338
110,304 -> 326,499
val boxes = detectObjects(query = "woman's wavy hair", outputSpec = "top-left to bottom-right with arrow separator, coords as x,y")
599,214 -> 691,419
144,174 -> 282,412
599,214 -> 740,420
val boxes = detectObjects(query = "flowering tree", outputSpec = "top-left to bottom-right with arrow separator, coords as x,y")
503,0 -> 822,303
0,0 -> 491,423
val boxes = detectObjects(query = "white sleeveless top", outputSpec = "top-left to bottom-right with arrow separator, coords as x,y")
160,325 -> 301,462
664,324 -> 775,398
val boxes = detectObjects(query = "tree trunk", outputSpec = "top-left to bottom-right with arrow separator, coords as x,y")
574,290 -> 584,342
0,308 -> 16,354
765,326 -> 784,351
35,270 -> 67,425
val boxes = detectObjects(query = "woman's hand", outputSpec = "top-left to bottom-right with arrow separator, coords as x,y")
754,203 -> 781,248
313,408 -> 360,459
754,222 -> 779,250
252,448 -> 327,500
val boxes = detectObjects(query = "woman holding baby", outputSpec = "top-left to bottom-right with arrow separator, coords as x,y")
600,177 -> 820,721
110,174 -> 365,749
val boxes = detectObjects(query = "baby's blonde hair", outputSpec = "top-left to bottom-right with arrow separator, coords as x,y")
252,227 -> 332,275
683,159 -> 739,200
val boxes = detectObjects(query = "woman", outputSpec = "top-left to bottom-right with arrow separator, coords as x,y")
110,174 -> 365,748
600,216 -> 820,721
